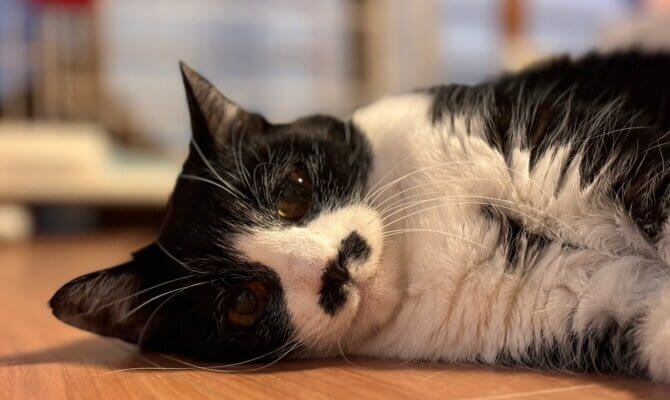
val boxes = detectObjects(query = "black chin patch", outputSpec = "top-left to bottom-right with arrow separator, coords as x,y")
319,260 -> 349,316
318,231 -> 371,315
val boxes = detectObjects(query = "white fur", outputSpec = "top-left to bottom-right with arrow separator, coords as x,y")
238,92 -> 670,380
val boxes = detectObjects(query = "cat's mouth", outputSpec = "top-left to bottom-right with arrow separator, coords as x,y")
317,260 -> 350,315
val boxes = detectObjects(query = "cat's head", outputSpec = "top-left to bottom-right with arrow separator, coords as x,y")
49,63 -> 403,361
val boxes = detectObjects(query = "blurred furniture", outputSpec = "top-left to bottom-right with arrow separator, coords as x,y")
0,121 -> 179,240
0,121 -> 178,205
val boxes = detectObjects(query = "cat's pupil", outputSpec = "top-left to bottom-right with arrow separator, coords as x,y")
277,168 -> 313,220
233,289 -> 257,315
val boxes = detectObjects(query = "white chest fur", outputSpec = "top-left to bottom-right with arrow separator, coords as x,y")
348,93 -> 667,366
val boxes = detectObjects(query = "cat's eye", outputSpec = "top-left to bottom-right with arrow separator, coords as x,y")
277,167 -> 313,221
227,282 -> 267,327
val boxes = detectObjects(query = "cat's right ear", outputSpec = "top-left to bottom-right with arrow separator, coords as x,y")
48,243 -> 190,345
179,62 -> 266,151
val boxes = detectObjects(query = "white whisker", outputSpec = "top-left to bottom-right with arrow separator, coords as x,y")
381,200 -> 566,242
156,241 -> 205,274
189,137 -> 243,197
380,195 -> 575,236
159,339 -> 302,373
363,154 -> 412,203
179,173 -> 239,199
382,228 -> 485,248
365,160 -> 552,207
118,281 -> 212,321
76,273 -> 197,317
137,291 -> 181,345
375,178 -> 511,213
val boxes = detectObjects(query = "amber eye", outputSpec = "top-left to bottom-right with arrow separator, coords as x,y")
277,167 -> 313,221
227,282 -> 267,327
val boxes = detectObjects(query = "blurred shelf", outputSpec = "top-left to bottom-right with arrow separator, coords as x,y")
0,121 -> 180,206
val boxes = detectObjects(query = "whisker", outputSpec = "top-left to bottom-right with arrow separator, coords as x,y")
381,200 -> 565,241
337,339 -> 359,368
366,162 -> 445,205
233,129 -> 252,191
118,281 -> 212,321
103,342 -> 301,374
189,137 -> 243,197
363,154 -> 412,203
382,228 -> 485,248
375,178 -> 511,213
365,160 -> 552,207
380,195 -> 575,235
73,273 -> 197,317
103,366 -> 193,374
179,173 -> 239,199
159,339 -> 302,373
137,291 -> 181,345
156,241 -> 205,274
205,340 -> 300,369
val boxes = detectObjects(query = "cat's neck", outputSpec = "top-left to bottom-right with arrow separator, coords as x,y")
352,93 -> 436,193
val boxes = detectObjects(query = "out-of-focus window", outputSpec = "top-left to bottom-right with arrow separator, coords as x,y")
99,0 -> 356,152
0,0 -> 33,117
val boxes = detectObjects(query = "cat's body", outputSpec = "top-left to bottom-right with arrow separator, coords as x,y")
51,51 -> 670,381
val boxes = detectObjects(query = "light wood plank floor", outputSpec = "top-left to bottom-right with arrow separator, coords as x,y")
2,231 -> 670,399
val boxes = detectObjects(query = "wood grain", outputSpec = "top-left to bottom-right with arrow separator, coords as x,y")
1,231 -> 669,399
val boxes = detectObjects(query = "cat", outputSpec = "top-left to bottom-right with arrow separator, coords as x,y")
50,50 -> 670,382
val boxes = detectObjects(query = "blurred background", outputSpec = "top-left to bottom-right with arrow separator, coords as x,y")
1,0 -> 669,241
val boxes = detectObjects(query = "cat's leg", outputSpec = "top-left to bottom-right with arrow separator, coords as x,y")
500,248 -> 670,380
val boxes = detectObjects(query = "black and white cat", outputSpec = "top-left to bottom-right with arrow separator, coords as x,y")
50,51 -> 670,381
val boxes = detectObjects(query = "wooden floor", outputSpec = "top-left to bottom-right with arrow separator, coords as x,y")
2,231 -> 670,399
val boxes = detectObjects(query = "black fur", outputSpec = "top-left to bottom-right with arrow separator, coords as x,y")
318,231 -> 372,315
496,317 -> 644,378
339,231 -> 371,262
432,51 -> 670,240
481,205 -> 551,272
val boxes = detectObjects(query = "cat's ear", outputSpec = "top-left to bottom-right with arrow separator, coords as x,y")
179,62 -> 266,150
49,244 -> 173,343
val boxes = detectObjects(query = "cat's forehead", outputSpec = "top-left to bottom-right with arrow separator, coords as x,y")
161,114 -> 372,247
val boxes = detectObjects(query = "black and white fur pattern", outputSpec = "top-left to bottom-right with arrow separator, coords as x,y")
51,51 -> 670,381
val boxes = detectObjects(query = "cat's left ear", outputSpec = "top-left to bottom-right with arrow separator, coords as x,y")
179,62 -> 267,151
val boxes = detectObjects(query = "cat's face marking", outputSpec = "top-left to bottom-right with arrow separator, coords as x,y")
50,62 -> 402,360
235,203 -> 399,349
